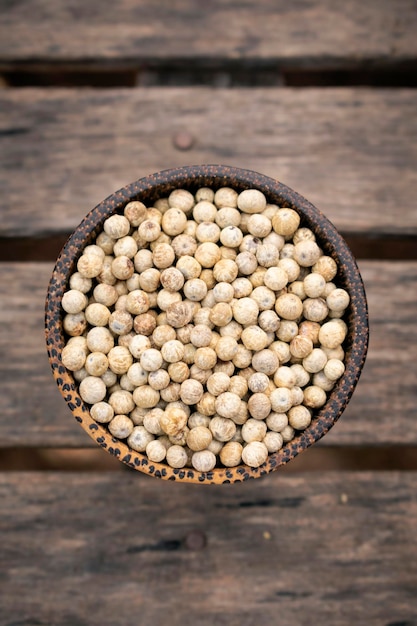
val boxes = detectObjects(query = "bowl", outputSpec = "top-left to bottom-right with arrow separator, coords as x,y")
45,165 -> 369,483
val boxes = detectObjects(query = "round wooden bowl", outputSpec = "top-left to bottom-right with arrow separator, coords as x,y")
45,165 -> 369,484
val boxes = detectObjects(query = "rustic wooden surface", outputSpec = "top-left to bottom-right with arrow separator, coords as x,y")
1,0 -> 416,66
0,260 -> 416,448
0,471 -> 416,626
0,88 -> 416,237
1,1 -> 417,621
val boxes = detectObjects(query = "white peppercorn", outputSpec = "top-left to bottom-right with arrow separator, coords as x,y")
182,343 -> 197,365
62,313 -> 87,337
220,245 -> 237,259
256,243 -> 279,268
159,407 -> 188,437
208,302 -> 232,327
159,339 -> 184,364
228,376 -> 248,398
213,259 -> 238,283
327,288 -> 350,311
220,441 -> 243,467
215,207 -> 241,228
240,326 -> 267,352
298,320 -> 321,345
160,382 -> 181,403
196,221 -> 220,243
273,366 -> 296,389
275,293 -> 303,321
180,379 -> 204,405
266,412 -> 288,432
192,450 -> 216,472
303,298 -> 329,322
79,376 -> 107,404
303,272 -> 326,298
303,385 -> 327,408
204,372 -> 229,396
270,387 -> 292,413
241,418 -> 267,443
93,283 -> 118,307
229,345 -> 251,370
251,350 -> 279,376
113,236 -> 138,259
90,401 -> 114,424
111,256 -> 134,281
237,189 -> 266,214
85,352 -> 108,377
146,439 -> 167,462
209,415 -> 237,442
289,363 -> 310,388
215,187 -> 238,208
269,340 -> 290,364
247,372 -> 268,394
62,289 -> 88,315
150,326 -> 175,350
108,390 -> 135,415
140,348 -> 163,372
302,348 -> 327,374
165,362 -> 188,384
242,441 -> 268,467
251,286 -> 276,311
85,303 -> 110,327
133,385 -> 160,409
215,336 -> 238,361
288,405 -> 311,430
263,267 -> 287,292
281,424 -> 295,442
312,255 -> 338,281
215,392 -> 241,418
108,414 -> 134,439
69,272 -> 92,294
230,298 -> 258,326
319,320 -> 347,348
288,334 -> 312,360
185,426 -> 212,452
271,208 -> 300,237
263,431 -> 283,453
133,313 -> 156,336
248,393 -> 271,420
312,371 -> 335,392
324,358 -> 345,381
61,343 -> 87,371
165,301 -> 194,328
322,345 -> 345,361
183,278 -> 207,302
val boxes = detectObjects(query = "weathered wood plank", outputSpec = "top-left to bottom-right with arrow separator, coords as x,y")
0,88 -> 416,237
0,261 -> 416,448
0,0 -> 416,66
0,471 -> 416,625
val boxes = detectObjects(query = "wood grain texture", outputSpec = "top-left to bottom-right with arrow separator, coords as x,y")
0,261 -> 416,448
0,0 -> 416,66
0,471 -> 416,625
0,88 -> 416,237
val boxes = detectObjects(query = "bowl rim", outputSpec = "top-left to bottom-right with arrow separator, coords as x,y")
45,164 -> 369,484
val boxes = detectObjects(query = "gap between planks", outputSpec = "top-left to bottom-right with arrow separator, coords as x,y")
0,233 -> 416,263
2,61 -> 417,88
1,446 -> 417,473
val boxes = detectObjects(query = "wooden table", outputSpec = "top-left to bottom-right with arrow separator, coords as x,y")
1,2 -> 417,624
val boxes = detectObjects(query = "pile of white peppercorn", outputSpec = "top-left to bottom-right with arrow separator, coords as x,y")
61,186 -> 349,472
